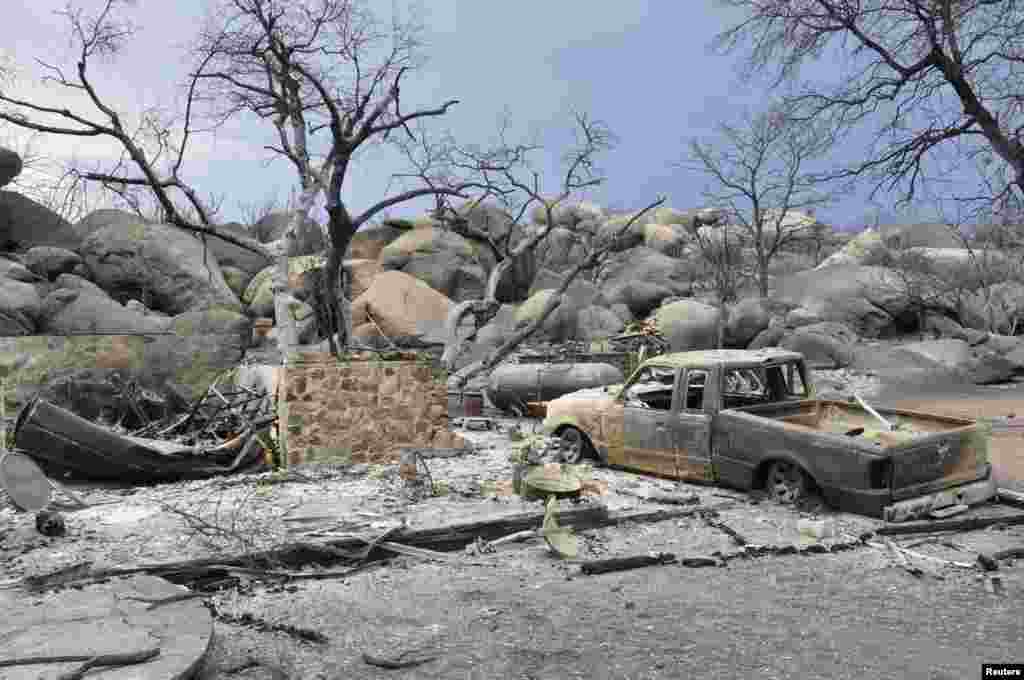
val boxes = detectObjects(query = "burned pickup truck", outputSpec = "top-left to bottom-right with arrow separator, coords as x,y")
541,348 -> 996,521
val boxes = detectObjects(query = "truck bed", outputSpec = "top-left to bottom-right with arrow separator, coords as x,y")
730,399 -> 977,449
721,399 -> 993,518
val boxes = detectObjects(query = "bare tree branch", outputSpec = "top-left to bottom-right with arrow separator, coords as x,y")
682,101 -> 836,298
715,0 -> 1024,212
437,114 -> 629,373
448,196 -> 666,391
0,0 -> 269,257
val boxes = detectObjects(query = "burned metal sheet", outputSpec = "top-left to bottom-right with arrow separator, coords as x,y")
12,397 -> 272,482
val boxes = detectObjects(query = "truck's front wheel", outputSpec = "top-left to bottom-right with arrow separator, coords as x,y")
558,427 -> 595,465
766,460 -> 812,505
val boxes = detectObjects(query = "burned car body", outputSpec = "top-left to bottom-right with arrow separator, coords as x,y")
542,349 -> 996,521
12,394 -> 273,483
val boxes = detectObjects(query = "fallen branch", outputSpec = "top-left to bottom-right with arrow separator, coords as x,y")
871,512 -> 1024,537
0,648 -> 160,678
410,447 -> 476,459
487,529 -> 540,548
355,525 -> 405,564
618,489 -> 701,506
870,541 -> 974,569
362,651 -> 437,669
376,541 -> 462,562
580,553 -> 677,575
19,505 -> 731,592
280,559 -> 390,582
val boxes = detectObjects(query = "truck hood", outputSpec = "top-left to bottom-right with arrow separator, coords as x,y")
542,384 -> 622,434
548,383 -> 622,404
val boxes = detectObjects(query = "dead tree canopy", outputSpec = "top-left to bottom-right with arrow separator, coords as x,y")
189,0 -> 489,350
715,0 -> 1024,212
0,0 -> 268,257
685,101 -> 835,298
434,112 -> 616,371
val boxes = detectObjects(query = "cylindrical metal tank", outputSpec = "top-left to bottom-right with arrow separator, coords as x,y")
485,363 -> 624,414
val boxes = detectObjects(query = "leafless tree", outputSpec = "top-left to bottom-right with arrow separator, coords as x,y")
0,0 -> 268,258
685,220 -> 745,304
190,0 -> 483,354
683,102 -> 835,297
447,196 -> 665,391
236,192 -> 292,231
715,0 -> 1024,217
427,112 -> 647,375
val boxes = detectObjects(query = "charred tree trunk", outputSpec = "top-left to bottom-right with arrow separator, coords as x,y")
325,206 -> 357,353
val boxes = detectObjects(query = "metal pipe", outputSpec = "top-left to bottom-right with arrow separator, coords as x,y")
853,392 -> 895,431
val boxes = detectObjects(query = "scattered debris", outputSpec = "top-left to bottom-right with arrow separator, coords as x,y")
702,514 -> 748,546
619,489 -> 701,506
12,396 -> 274,483
580,553 -> 677,575
875,540 -> 974,569
797,518 -> 836,540
870,512 -> 1024,536
206,603 -> 328,644
465,527 -> 555,556
123,591 -> 209,611
0,647 -> 161,679
977,547 -> 1024,571
456,417 -> 495,431
34,509 -> 65,537
997,488 -> 1024,507
399,449 -> 433,501
681,556 -> 721,567
929,504 -> 969,519
362,651 -> 438,669
221,656 -> 289,680
401,447 -> 476,460
881,538 -> 923,577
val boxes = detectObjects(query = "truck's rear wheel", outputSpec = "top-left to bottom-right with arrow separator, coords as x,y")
766,460 -> 811,505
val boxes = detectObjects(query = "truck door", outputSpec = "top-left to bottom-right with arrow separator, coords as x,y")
620,365 -> 679,477
667,367 -> 714,482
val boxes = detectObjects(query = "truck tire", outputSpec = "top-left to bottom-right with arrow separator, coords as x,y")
766,459 -> 813,505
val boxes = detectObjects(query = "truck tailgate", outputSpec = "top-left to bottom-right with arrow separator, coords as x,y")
890,427 -> 990,500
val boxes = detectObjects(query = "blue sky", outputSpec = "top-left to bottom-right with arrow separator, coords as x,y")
0,0 -> 980,231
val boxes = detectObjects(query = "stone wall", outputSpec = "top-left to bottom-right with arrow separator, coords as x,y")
277,351 -> 467,466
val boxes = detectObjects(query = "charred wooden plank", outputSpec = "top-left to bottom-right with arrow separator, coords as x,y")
580,553 -> 677,575
872,512 -> 1024,536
